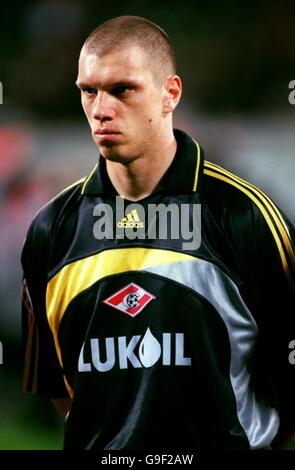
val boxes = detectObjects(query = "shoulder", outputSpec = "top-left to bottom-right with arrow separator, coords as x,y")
202,159 -> 288,232
23,176 -> 86,255
202,160 -> 266,213
202,160 -> 294,280
201,159 -> 268,239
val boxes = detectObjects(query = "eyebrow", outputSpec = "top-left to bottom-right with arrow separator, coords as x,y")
75,80 -> 89,89
75,78 -> 141,90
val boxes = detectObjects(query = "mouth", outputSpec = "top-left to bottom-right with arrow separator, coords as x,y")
93,129 -> 121,140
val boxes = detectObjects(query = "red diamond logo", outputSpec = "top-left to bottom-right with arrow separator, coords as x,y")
102,282 -> 155,317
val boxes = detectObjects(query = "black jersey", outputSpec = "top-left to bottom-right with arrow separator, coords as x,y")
21,129 -> 295,450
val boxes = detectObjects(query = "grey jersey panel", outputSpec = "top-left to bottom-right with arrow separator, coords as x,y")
143,259 -> 279,449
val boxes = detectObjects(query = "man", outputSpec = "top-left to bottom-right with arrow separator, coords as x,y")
21,16 -> 295,450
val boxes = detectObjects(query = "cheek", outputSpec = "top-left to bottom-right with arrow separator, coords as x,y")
82,101 -> 91,123
81,99 -> 87,115
146,96 -> 164,121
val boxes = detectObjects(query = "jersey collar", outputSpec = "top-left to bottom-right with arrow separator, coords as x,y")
81,129 -> 204,196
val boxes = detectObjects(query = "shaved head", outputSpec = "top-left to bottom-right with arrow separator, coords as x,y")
81,16 -> 177,85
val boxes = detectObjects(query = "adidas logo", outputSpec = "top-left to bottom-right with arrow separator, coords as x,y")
117,209 -> 144,228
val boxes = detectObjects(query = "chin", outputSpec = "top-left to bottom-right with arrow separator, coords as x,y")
100,147 -> 137,164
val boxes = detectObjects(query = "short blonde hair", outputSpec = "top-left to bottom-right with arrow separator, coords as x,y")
82,16 -> 176,85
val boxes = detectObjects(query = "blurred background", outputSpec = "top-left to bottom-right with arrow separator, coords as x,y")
0,0 -> 294,450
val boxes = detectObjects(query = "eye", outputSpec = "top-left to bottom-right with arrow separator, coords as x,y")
111,85 -> 134,97
82,87 -> 97,96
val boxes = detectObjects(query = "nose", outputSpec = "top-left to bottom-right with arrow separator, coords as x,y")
92,91 -> 114,122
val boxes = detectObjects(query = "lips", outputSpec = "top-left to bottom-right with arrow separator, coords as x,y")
94,129 -> 120,136
93,129 -> 121,145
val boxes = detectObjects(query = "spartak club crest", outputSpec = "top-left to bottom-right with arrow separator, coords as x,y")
102,282 -> 155,317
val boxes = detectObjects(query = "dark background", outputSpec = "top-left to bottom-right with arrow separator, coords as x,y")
0,0 -> 294,449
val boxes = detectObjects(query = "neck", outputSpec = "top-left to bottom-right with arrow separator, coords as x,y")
106,131 -> 177,201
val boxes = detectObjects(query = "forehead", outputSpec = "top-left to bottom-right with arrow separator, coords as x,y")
78,45 -> 152,85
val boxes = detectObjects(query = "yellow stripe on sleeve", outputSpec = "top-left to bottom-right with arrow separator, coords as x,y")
204,163 -> 295,279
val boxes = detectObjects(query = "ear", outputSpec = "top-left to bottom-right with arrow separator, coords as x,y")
162,75 -> 182,115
